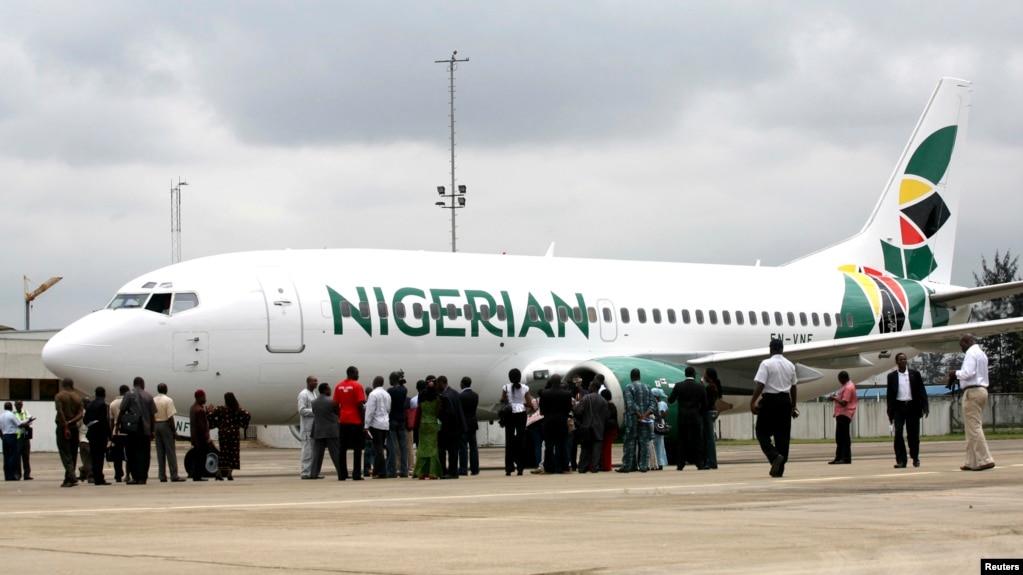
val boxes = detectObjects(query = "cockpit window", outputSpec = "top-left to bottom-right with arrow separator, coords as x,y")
171,292 -> 199,314
107,293 -> 150,310
146,293 -> 172,314
141,282 -> 157,289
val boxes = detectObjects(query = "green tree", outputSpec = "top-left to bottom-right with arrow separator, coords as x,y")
971,250 -> 1023,393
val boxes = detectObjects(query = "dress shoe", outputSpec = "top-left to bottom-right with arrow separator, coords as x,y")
23,476 -> 33,480
913,459 -> 921,468
171,478 -> 186,482
126,479 -> 141,485
94,481 -> 111,486
353,476 -> 363,481
960,465 -> 972,471
974,462 -> 996,471
193,477 -> 208,482
615,468 -> 632,473
770,454 -> 786,477
227,476 -> 234,481
827,460 -> 840,465
893,463 -> 907,468
160,478 -> 168,482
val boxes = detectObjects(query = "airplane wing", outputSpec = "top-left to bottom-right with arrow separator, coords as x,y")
930,280 -> 1023,308
686,316 -> 1023,388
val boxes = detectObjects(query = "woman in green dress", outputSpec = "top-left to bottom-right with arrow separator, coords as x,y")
413,380 -> 442,480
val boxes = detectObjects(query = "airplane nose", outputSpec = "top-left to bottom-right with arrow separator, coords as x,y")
42,317 -> 114,386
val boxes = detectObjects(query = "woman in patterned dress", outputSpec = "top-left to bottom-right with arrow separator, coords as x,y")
209,392 -> 251,480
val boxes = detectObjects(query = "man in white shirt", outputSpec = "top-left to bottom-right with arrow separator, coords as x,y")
749,338 -> 798,478
298,376 -> 319,479
153,383 -> 186,482
950,334 -> 995,471
364,376 -> 391,479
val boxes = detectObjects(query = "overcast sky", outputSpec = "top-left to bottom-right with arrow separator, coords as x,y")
2,1 -> 1022,330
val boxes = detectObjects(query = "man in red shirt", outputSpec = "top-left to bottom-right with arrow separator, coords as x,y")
333,366 -> 367,480
827,371 -> 858,465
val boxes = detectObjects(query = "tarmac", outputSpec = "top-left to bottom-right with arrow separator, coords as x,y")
2,438 -> 1021,574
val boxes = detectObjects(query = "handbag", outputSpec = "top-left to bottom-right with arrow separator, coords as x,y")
405,404 -> 420,430
118,410 -> 141,434
105,443 -> 120,463
497,400 -> 513,428
654,419 -> 671,436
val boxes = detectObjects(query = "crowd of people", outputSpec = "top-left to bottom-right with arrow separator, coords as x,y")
0,333 -> 998,485
40,376 -> 251,486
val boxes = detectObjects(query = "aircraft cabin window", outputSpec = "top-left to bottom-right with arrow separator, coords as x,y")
637,308 -> 647,324
734,311 -> 743,325
695,309 -> 704,325
845,313 -> 854,328
446,304 -> 458,320
413,303 -> 424,320
573,307 -> 583,323
722,310 -> 731,325
762,311 -> 770,325
748,311 -> 757,326
667,309 -> 676,324
786,312 -> 795,326
682,309 -> 691,324
378,302 -> 389,318
394,302 -> 406,319
811,312 -> 820,327
528,306 -> 539,322
601,307 -> 612,322
588,307 -> 598,323
708,310 -> 718,325
543,306 -> 554,322
480,305 -> 491,321
774,311 -> 783,325
359,302 -> 371,319
463,304 -> 474,320
620,308 -> 631,324
171,292 -> 199,314
799,312 -> 807,326
108,293 -> 150,310
823,313 -> 831,327
652,309 -> 662,324
340,301 -> 353,318
558,307 -> 569,323
429,303 -> 440,320
146,293 -> 172,314
496,305 -> 507,321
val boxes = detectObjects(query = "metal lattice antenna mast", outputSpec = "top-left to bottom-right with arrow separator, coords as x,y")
434,51 -> 469,252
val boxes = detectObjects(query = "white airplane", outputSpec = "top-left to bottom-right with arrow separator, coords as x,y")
42,77 -> 1023,429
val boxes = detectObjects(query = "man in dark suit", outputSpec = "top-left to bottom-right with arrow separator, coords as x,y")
458,377 -> 480,476
83,387 -> 112,485
436,376 -> 467,479
310,383 -> 342,480
886,353 -> 929,468
667,366 -> 708,470
539,375 -> 573,474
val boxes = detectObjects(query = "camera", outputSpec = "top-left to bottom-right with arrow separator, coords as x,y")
397,369 -> 406,385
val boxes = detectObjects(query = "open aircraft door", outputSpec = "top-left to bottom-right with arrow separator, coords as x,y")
257,269 -> 305,353
597,298 -> 617,342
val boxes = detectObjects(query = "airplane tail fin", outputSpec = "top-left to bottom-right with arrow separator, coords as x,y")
784,77 -> 972,285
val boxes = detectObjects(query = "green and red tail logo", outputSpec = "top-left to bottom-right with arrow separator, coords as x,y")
880,125 -> 957,280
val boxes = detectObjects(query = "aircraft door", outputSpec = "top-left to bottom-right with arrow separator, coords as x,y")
258,270 -> 306,353
596,298 -> 617,342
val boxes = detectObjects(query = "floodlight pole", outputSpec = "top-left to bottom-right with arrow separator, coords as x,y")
435,51 -> 469,252
171,177 -> 188,264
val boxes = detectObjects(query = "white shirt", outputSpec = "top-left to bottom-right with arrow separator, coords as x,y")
956,343 -> 989,389
364,386 -> 392,430
896,370 -> 912,401
0,410 -> 20,435
754,353 -> 797,394
154,393 -> 177,422
504,383 -> 529,413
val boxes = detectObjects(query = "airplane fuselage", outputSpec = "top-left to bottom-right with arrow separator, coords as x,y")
42,248 -> 972,425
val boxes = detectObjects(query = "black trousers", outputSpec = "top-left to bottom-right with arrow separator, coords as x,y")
339,424 -> 363,479
504,412 -> 527,473
755,393 -> 792,475
892,401 -> 921,464
125,433 -> 152,482
439,425 -> 460,476
190,442 -> 208,480
542,417 -> 569,473
88,435 -> 107,483
834,415 -> 852,462
369,428 -> 387,477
